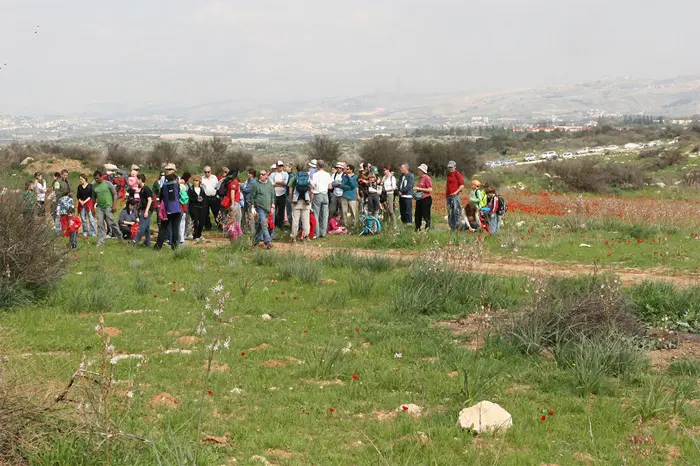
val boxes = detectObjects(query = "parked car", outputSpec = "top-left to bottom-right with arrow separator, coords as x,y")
562,152 -> 574,159
540,151 -> 558,160
524,154 -> 537,162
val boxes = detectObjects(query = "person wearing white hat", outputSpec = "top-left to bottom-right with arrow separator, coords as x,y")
308,159 -> 318,178
413,164 -> 433,232
269,161 -> 289,228
330,162 -> 345,218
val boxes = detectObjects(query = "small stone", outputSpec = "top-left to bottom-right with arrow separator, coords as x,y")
457,400 -> 512,434
261,314 -> 272,321
579,244 -> 591,248
516,221 -> 525,228
230,388 -> 244,395
397,403 -> 422,418
250,456 -> 271,465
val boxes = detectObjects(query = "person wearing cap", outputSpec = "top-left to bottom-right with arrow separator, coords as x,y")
330,162 -> 345,218
413,164 -> 433,232
398,164 -> 414,224
200,166 -> 220,231
469,179 -> 487,212
269,161 -> 288,229
446,161 -> 465,231
308,159 -> 318,178
250,168 -> 275,248
311,159 -> 332,238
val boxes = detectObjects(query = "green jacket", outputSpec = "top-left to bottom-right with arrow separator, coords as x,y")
54,178 -> 71,198
251,179 -> 275,213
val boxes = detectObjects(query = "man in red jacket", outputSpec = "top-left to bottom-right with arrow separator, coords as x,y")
445,161 -> 465,231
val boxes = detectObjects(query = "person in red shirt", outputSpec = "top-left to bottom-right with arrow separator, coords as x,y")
445,160 -> 465,231
65,207 -> 82,249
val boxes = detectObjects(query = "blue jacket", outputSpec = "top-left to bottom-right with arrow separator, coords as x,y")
241,178 -> 256,205
341,174 -> 358,201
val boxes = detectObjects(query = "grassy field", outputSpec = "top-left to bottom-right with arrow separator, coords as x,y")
2,243 -> 700,465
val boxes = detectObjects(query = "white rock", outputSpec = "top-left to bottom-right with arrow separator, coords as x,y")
543,173 -> 551,178
516,221 -> 525,228
230,387 -> 244,395
579,243 -> 591,248
457,400 -> 512,433
250,456 -> 271,465
655,182 -> 666,188
397,403 -> 422,417
20,156 -> 34,166
261,314 -> 272,321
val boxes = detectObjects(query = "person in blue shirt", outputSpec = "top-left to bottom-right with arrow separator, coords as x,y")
341,165 -> 358,227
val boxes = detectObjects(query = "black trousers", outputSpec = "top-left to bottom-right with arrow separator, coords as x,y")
274,194 -> 286,228
190,205 -> 206,239
399,197 -> 413,224
415,196 -> 432,231
204,196 -> 220,230
155,213 -> 181,250
120,225 -> 132,239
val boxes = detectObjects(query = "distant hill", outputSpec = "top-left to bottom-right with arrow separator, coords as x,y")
80,75 -> 700,122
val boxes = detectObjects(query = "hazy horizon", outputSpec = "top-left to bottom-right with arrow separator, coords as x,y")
1,0 -> 699,115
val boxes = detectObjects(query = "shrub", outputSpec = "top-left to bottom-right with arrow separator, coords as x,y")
347,269 -> 375,297
410,140 -> 478,177
542,159 -> 646,193
359,137 -> 413,172
461,359 -> 503,405
0,193 -> 66,308
668,360 -> 700,377
628,281 -> 700,332
306,135 -> 342,167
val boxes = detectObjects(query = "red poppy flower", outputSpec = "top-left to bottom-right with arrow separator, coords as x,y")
293,296 -> 297,300
549,409 -> 555,415
275,296 -> 279,300
328,408 -> 335,413
208,390 -> 213,396
172,281 -> 177,284
303,330 -> 308,333
281,291 -> 285,295
354,328 -> 359,333
241,351 -> 246,356
172,289 -> 177,293
402,405 -> 409,411
607,253 -> 611,257
352,374 -> 359,380
153,294 -> 158,298
540,415 -> 546,421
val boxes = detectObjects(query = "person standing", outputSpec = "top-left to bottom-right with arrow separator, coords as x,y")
250,169 -> 275,249
269,161 -> 288,229
340,165 -> 358,227
241,169 -> 257,235
52,169 -> 71,234
225,169 -> 243,242
398,164 -> 414,224
285,163 -> 294,228
92,170 -> 121,246
308,159 -> 318,178
291,164 -> 312,242
330,162 -> 345,218
485,187 -> 502,233
33,172 -> 47,216
77,174 -> 97,237
445,161 -> 465,231
413,164 -> 433,232
200,166 -> 220,231
154,174 -> 182,251
133,174 -> 153,246
381,166 -> 397,228
188,176 -> 206,242
311,160 -> 332,238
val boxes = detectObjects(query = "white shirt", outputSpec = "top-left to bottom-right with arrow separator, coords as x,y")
269,170 -> 288,197
331,172 -> 344,197
34,180 -> 47,201
382,174 -> 396,194
201,175 -> 218,197
311,170 -> 332,195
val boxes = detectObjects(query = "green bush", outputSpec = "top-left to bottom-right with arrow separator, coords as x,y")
628,281 -> 700,332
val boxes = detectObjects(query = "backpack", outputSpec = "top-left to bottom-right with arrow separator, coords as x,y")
112,177 -> 127,199
496,196 -> 507,216
295,171 -> 310,195
379,187 -> 388,204
162,182 -> 181,215
216,176 -> 230,198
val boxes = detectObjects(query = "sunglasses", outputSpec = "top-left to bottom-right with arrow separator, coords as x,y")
204,171 -> 211,174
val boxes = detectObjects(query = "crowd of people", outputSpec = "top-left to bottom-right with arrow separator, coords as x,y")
21,158 -> 504,250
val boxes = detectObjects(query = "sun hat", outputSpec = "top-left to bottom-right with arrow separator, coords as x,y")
417,163 -> 428,174
277,160 -> 285,166
447,161 -> 456,168
270,164 -> 277,170
164,163 -> 177,171
309,159 -> 317,168
131,164 -> 140,171
335,162 -> 344,169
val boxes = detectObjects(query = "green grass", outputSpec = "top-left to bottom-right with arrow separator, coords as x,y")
1,243 -> 699,465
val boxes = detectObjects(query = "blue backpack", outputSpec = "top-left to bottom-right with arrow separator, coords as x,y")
295,171 -> 310,194
162,182 -> 181,215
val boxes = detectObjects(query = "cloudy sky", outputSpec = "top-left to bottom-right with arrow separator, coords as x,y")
0,0 -> 698,114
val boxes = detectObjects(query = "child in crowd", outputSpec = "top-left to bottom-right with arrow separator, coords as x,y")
367,173 -> 381,217
65,207 -> 82,249
267,211 -> 275,242
463,203 -> 481,232
328,212 -> 349,235
485,187 -> 501,233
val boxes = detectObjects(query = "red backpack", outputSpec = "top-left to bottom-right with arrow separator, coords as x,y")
112,177 -> 127,199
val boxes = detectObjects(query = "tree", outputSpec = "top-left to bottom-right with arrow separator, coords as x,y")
306,135 -> 341,165
358,137 -> 413,171
148,141 -> 181,169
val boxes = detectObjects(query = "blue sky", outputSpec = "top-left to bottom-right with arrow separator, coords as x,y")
0,0 -> 698,114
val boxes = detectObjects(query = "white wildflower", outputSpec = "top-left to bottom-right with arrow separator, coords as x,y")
126,391 -> 134,398
394,352 -> 403,359
105,344 -> 115,353
94,325 -> 101,332
223,336 -> 231,349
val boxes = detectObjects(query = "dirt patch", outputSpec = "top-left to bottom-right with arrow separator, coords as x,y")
204,362 -> 230,373
321,278 -> 337,285
266,449 -> 294,459
374,410 -> 397,421
146,392 -> 180,409
102,327 -> 122,337
647,331 -> 700,370
306,379 -> 344,387
166,329 -> 187,337
248,343 -> 270,352
573,452 -> 596,464
177,336 -> 199,345
201,435 -> 228,446
261,360 -> 288,368
284,356 -> 304,365
447,371 -> 459,378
